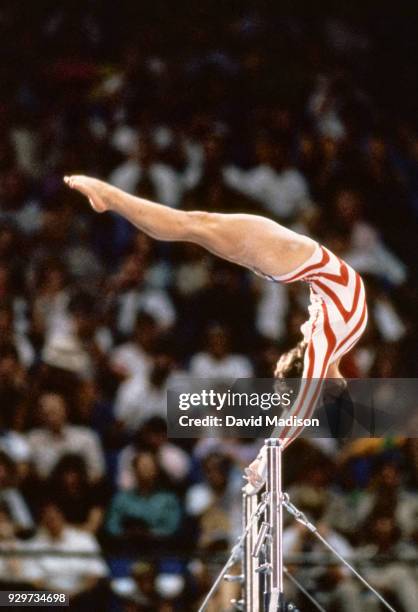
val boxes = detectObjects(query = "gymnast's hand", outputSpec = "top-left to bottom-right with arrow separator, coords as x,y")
64,175 -> 112,213
243,446 -> 267,494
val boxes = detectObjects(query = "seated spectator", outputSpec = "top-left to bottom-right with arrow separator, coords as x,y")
48,454 -> 109,534
0,451 -> 34,535
354,459 -> 418,540
28,391 -> 105,482
182,259 -> 257,354
30,501 -> 109,606
41,292 -> 113,381
224,135 -> 311,220
185,452 -> 242,551
114,345 -> 185,434
67,291 -> 113,355
31,259 -> 71,341
109,133 -> 188,209
331,188 -> 407,285
283,519 -> 362,611
110,312 -> 159,381
189,323 -> 253,379
285,455 -> 336,528
111,560 -> 188,611
359,514 -> 418,612
173,243 -> 210,299
107,254 -> 175,336
106,450 -> 181,547
128,232 -> 172,290
117,417 -> 191,490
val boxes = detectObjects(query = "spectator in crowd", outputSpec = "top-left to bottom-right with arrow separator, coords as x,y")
173,244 -> 210,301
106,450 -> 181,548
31,259 -> 71,341
28,391 -> 105,482
189,323 -> 253,379
117,417 -> 191,490
224,135 -> 312,220
330,188 -> 407,285
107,254 -> 175,337
114,343 -> 183,434
127,231 -> 172,290
354,459 -> 418,540
111,560 -> 189,611
187,261 -> 257,353
185,452 -> 241,551
47,454 -> 108,534
110,312 -> 159,382
30,501 -> 109,609
358,514 -> 418,612
283,518 -> 362,611
40,309 -> 104,384
109,134 -> 192,210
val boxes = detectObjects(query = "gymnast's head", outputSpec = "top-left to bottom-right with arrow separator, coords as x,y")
274,340 -> 307,379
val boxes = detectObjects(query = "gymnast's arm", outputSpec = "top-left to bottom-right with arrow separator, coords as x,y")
63,175 -> 316,279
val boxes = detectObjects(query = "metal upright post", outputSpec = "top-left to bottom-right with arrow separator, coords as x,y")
265,438 -> 285,612
243,485 -> 261,611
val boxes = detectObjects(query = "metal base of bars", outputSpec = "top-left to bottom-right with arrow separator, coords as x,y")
198,438 -> 396,612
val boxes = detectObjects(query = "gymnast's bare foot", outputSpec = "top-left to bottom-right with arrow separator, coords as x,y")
63,175 -> 112,213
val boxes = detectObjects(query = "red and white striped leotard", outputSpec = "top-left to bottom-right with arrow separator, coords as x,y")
265,242 -> 368,448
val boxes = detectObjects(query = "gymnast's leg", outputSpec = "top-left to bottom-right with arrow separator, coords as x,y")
63,175 -> 316,278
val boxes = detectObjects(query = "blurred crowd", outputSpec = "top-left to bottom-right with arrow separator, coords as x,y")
0,2 -> 417,611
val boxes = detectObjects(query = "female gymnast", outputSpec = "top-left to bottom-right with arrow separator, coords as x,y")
63,175 -> 367,490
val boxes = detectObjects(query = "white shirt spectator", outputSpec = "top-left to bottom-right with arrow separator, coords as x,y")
27,528 -> 108,595
116,288 -> 175,336
115,369 -> 188,432
344,222 -> 407,285
110,159 -> 184,208
110,127 -> 203,203
224,164 -> 311,219
114,376 -> 166,432
28,426 -> 105,482
110,341 -> 152,380
189,352 -> 253,379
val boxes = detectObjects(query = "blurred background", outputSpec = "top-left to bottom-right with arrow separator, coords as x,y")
0,1 -> 417,610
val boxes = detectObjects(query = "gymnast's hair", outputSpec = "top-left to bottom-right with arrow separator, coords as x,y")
274,340 -> 307,379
